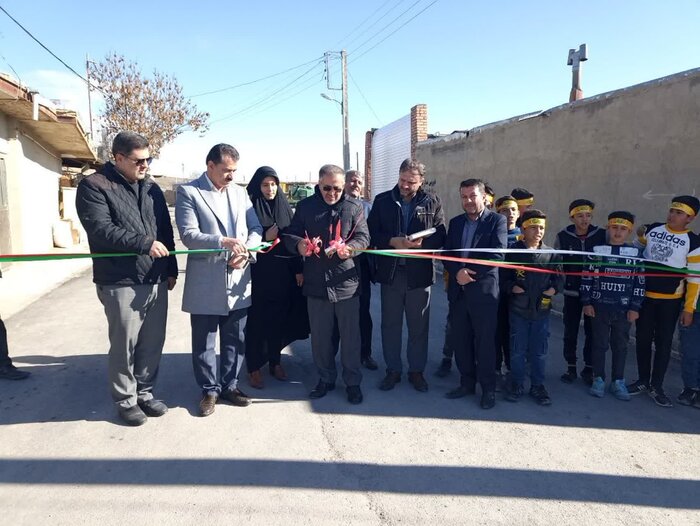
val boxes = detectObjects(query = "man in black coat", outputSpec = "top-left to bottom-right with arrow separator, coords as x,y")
367,159 -> 446,393
284,164 -> 370,404
77,131 -> 178,426
443,179 -> 507,409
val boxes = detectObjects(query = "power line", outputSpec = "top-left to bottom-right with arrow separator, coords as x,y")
349,70 -> 382,126
349,0 -> 439,64
187,55 -> 324,98
347,0 -> 423,57
209,60 -> 324,125
0,5 -> 100,92
333,0 -> 399,48
220,74 -> 325,126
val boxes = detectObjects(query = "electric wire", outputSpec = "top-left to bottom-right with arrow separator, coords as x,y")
349,0 -> 439,64
0,5 -> 104,94
187,55 -> 324,98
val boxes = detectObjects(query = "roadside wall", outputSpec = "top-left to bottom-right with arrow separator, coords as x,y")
417,68 -> 700,242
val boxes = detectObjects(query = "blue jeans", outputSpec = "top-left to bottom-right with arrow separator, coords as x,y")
679,312 -> 700,389
191,308 -> 247,395
509,312 -> 550,387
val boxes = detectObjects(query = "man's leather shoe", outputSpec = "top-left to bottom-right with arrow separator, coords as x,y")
434,358 -> 452,378
137,398 -> 168,417
249,370 -> 264,389
309,380 -> 335,399
270,364 -> 287,381
118,405 -> 147,426
480,390 -> 496,409
199,393 -> 218,417
222,388 -> 252,407
408,372 -> 429,392
347,385 -> 363,404
0,364 -> 30,380
445,385 -> 476,399
361,356 -> 378,370
379,372 -> 401,391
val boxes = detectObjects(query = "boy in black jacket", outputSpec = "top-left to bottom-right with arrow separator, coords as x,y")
554,199 -> 606,385
580,211 -> 645,401
504,210 -> 563,405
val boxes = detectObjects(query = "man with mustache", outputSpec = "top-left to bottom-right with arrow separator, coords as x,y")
175,143 -> 262,417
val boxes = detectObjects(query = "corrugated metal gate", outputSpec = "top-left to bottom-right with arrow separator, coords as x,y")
370,114 -> 410,199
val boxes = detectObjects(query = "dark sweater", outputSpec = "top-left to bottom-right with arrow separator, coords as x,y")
580,243 -> 645,312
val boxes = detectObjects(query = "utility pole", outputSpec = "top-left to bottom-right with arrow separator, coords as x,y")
567,43 -> 588,102
341,49 -> 350,172
85,53 -> 94,138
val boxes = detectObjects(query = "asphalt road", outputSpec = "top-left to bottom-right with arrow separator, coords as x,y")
0,253 -> 698,525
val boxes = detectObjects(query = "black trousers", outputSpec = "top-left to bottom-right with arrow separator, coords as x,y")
449,293 -> 498,392
562,295 -> 593,368
495,293 -> 511,372
635,297 -> 682,389
0,317 -> 11,368
358,259 -> 373,359
590,308 -> 630,381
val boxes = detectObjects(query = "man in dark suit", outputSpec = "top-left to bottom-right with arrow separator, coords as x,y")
443,179 -> 507,409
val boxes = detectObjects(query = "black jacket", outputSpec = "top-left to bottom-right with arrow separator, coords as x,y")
504,241 -> 564,320
444,209 -> 508,303
283,188 -> 369,303
76,162 -> 177,286
554,224 -> 606,296
367,186 -> 446,289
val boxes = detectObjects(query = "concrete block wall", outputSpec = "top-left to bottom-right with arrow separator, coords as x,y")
416,68 -> 700,243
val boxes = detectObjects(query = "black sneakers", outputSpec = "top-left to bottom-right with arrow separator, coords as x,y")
529,385 -> 552,406
626,380 -> 649,396
677,388 -> 700,407
560,368 -> 577,384
505,382 -> 524,403
648,387 -> 673,408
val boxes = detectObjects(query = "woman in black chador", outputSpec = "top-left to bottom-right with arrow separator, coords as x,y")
245,166 -> 304,388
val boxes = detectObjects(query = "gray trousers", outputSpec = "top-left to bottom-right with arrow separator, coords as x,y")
96,282 -> 168,409
307,295 -> 362,387
380,267 -> 431,374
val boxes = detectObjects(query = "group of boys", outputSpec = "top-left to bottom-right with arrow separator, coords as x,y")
484,189 -> 700,409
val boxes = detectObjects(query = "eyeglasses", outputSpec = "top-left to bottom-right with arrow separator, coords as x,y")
124,156 -> 153,166
321,185 -> 343,193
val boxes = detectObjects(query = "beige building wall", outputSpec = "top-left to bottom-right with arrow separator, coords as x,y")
417,68 -> 700,243
0,112 -> 62,254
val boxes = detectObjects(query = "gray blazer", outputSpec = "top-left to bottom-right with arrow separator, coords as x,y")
175,173 -> 263,315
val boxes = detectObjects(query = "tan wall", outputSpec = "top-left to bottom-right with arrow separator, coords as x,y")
417,69 -> 700,243
0,113 -> 62,254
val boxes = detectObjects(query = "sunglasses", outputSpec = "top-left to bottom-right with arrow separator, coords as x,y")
321,185 -> 343,193
124,156 -> 153,166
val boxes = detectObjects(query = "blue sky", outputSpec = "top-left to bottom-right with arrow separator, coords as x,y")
1,0 -> 699,181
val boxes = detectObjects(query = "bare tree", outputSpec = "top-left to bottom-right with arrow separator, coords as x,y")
91,53 -> 209,158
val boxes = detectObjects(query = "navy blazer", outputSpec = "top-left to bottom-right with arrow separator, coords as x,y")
444,208 -> 507,302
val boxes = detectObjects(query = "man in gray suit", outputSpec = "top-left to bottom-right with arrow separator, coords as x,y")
176,144 -> 263,417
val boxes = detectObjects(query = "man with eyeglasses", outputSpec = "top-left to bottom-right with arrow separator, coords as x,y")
367,159 -> 446,394
284,164 -> 370,404
77,131 -> 178,426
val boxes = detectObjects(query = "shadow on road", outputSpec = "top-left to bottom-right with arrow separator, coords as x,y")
0,457 -> 696,509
